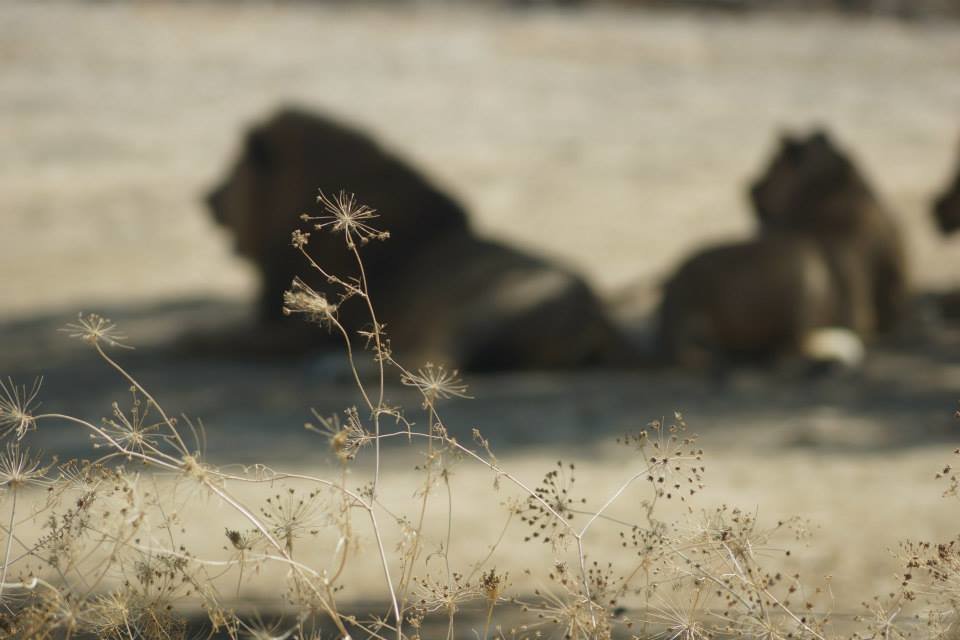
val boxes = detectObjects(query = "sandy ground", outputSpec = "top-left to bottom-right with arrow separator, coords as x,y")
3,1 -> 960,315
2,0 -> 960,625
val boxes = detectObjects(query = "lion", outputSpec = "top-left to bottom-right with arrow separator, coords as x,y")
933,142 -> 960,235
749,129 -> 907,335
654,130 -> 900,369
205,107 -> 630,370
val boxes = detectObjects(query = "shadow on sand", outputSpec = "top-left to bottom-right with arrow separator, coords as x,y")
2,297 -> 959,466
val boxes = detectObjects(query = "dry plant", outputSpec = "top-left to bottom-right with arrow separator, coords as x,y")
0,190 -> 951,639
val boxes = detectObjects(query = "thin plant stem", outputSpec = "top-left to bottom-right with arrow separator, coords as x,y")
0,489 -> 17,603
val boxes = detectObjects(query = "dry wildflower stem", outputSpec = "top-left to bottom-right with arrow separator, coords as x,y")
0,190 -> 951,640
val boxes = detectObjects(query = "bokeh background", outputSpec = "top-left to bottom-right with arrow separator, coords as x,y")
2,0 -> 960,620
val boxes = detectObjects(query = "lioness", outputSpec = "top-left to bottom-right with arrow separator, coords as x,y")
934,141 -> 960,234
206,107 -> 629,370
749,130 -> 907,334
655,130 -> 899,369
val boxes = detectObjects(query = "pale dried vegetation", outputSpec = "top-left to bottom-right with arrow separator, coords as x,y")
0,191 -> 957,640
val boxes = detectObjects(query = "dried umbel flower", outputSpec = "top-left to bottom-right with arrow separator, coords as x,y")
307,408 -> 370,464
480,568 -> 508,603
412,572 -> 482,614
61,313 -> 131,349
180,453 -> 213,483
522,461 -> 583,545
0,443 -> 54,490
283,277 -> 338,329
15,584 -> 84,637
0,377 -> 42,440
57,459 -> 110,493
99,387 -> 162,456
936,444 -> 960,498
853,596 -> 908,640
240,614 -> 296,640
640,588 -> 711,640
259,488 -> 325,553
224,528 -> 258,552
620,413 -> 704,502
84,590 -> 137,637
518,565 -> 613,640
401,363 -> 471,406
83,588 -> 187,640
291,228 -> 311,249
306,190 -> 390,249
725,508 -> 805,555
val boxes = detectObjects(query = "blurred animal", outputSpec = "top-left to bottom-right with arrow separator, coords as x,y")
932,140 -> 960,322
656,235 -> 860,368
206,107 -> 629,370
933,142 -> 960,235
749,130 -> 907,335
655,129 -> 903,369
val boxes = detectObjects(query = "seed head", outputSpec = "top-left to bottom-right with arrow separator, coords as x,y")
307,408 -> 370,464
61,313 -> 131,349
283,278 -> 338,329
291,228 -> 311,249
0,377 -> 42,440
306,190 -> 389,248
0,443 -> 54,490
401,363 -> 471,406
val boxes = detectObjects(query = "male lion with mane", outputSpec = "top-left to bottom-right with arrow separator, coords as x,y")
206,107 -> 630,371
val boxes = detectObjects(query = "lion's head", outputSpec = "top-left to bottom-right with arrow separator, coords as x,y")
749,130 -> 872,236
206,107 -> 470,320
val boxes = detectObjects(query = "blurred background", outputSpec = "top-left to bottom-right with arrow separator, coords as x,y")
2,0 -> 960,619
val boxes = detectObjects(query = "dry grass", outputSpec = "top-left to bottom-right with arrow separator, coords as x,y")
0,194 -> 957,639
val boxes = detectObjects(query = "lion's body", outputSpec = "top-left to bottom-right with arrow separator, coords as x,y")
206,107 -> 629,370
657,235 -> 841,367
